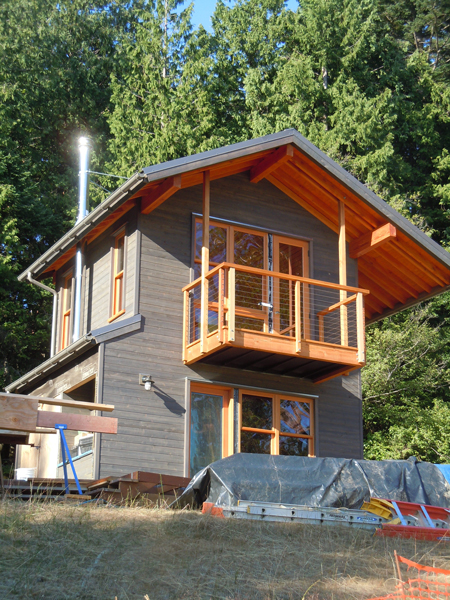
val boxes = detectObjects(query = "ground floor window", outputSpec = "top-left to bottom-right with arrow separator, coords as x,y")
189,383 -> 314,476
240,392 -> 314,456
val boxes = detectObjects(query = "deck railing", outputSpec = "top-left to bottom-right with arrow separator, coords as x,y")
182,262 -> 369,365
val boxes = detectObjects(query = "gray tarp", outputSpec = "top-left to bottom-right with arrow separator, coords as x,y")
175,454 -> 450,509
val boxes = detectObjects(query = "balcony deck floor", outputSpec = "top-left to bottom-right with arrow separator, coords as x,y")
196,345 -> 356,382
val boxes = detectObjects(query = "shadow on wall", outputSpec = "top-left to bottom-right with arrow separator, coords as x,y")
153,385 -> 185,416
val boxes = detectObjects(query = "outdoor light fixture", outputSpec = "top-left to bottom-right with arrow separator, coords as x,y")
139,374 -> 153,391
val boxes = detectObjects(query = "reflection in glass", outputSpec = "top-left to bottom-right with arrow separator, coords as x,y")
241,394 -> 272,430
280,400 -> 310,435
190,393 -> 222,476
277,244 -> 303,336
195,223 -> 227,265
241,431 -> 271,454
235,316 -> 265,332
279,436 -> 309,456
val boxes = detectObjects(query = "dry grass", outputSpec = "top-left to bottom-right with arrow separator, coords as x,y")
1,499 -> 450,600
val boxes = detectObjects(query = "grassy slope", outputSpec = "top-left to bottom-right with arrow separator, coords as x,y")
1,501 -> 450,599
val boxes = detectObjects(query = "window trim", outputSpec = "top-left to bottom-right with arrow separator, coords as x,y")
60,269 -> 74,351
188,382 -> 234,477
109,226 -> 127,323
239,389 -> 314,457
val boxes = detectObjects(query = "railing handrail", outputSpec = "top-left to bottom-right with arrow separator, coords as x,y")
182,262 -> 370,295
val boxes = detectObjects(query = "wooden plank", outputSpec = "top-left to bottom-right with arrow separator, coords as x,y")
349,223 -> 397,258
339,201 -> 348,346
200,170 -> 210,354
36,411 -> 118,434
0,395 -> 38,432
250,144 -> 294,184
182,289 -> 188,363
0,392 -> 114,413
141,175 -> 181,215
316,294 -> 357,317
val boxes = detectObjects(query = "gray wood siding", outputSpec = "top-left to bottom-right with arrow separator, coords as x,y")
98,173 -> 363,477
54,208 -> 139,346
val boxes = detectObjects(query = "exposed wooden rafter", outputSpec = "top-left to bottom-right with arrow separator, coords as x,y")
349,223 -> 397,259
140,175 -> 182,215
250,144 -> 294,183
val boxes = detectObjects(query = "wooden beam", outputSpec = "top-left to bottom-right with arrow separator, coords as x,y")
0,395 -> 39,432
1,393 -> 114,413
200,171 -> 210,354
349,223 -> 397,259
37,411 -> 118,434
339,201 -> 348,346
250,144 -> 294,183
312,365 -> 360,385
140,175 -> 181,215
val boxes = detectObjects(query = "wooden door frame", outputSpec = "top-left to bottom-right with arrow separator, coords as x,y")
187,382 -> 234,477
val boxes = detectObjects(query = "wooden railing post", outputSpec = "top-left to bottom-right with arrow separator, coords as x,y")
228,267 -> 235,342
218,267 -> 224,343
356,292 -> 365,363
182,289 -> 188,362
295,279 -> 302,352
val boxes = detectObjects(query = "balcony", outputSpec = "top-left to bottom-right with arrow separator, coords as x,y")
182,263 -> 369,382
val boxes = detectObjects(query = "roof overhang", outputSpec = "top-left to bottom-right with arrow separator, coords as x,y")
19,129 -> 450,322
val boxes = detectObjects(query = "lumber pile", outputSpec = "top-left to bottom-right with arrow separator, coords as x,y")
86,471 -> 190,504
2,478 -> 91,500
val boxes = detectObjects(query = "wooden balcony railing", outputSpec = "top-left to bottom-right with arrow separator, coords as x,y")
182,262 -> 369,370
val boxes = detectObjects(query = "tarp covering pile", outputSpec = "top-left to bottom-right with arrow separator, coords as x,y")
175,454 -> 450,509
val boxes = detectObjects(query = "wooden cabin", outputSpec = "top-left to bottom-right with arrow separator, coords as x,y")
7,129 -> 450,479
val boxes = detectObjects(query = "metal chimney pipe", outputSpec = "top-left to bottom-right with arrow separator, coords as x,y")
73,136 -> 91,342
77,136 -> 92,224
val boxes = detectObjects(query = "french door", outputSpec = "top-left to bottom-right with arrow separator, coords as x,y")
193,218 -> 309,336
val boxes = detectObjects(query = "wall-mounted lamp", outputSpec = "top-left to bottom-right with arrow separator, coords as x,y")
139,374 -> 153,391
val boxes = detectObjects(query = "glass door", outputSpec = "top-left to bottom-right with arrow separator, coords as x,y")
272,236 -> 309,337
189,384 -> 232,476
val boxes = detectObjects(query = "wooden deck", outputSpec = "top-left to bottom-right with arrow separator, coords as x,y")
183,263 -> 369,382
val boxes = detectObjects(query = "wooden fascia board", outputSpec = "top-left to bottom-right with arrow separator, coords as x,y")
349,223 -> 397,259
140,175 -> 182,215
250,144 -> 294,183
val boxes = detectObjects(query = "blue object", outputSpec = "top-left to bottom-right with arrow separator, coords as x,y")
436,464 -> 450,485
55,424 -> 83,496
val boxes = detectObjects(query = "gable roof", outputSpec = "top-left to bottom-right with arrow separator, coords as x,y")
19,129 -> 450,323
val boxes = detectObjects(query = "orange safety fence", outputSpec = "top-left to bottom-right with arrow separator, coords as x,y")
367,552 -> 450,599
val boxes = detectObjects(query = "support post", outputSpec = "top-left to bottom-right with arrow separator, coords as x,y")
356,292 -> 365,363
182,289 -> 188,362
338,201 -> 348,346
218,267 -> 224,343
295,280 -> 302,351
55,424 -> 83,496
200,171 -> 210,354
228,267 -> 235,342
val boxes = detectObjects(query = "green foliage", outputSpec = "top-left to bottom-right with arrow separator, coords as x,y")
2,0 -> 450,465
363,300 -> 450,462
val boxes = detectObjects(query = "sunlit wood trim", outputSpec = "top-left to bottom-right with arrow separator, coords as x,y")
140,175 -> 181,214
349,223 -> 397,258
249,144 -> 294,183
183,262 -> 370,295
107,309 -> 125,323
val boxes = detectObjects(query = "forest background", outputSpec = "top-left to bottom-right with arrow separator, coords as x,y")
0,0 -> 449,462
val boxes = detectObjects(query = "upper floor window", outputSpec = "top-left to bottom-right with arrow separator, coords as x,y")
109,228 -> 126,322
61,270 -> 73,350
